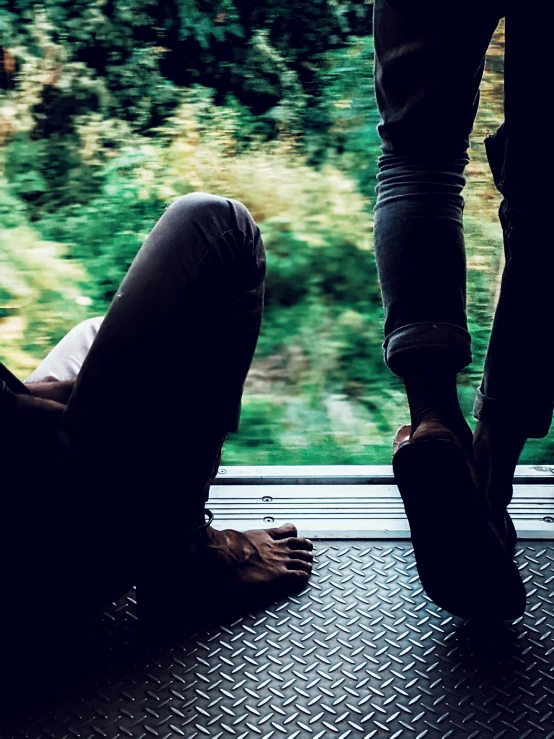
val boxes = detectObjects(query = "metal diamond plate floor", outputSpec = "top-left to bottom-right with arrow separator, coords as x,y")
3,542 -> 554,739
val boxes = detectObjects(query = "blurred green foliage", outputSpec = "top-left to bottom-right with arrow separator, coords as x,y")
1,5 -> 552,464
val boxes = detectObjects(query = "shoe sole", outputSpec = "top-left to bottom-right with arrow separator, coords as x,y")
393,439 -> 526,620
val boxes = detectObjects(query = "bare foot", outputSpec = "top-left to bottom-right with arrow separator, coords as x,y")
129,522 -> 315,629
191,523 -> 314,607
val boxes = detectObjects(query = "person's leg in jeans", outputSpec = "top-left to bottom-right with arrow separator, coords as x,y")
473,4 -> 554,532
55,193 -> 313,620
373,0 -> 525,618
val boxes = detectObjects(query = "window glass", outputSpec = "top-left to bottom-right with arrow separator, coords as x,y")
1,13 -> 548,464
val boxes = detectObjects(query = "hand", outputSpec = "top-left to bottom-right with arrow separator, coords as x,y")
25,377 -> 77,405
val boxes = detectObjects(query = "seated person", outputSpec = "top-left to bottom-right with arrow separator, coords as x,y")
0,193 -> 313,643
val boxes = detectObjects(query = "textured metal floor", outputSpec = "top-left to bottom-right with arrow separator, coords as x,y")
4,542 -> 554,739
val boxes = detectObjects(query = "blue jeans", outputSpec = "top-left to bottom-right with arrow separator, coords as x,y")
373,0 -> 554,437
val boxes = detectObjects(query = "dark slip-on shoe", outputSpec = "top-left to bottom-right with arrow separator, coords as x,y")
394,425 -> 518,556
392,424 -> 526,620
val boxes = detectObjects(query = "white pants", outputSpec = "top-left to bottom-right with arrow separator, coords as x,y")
25,317 -> 105,383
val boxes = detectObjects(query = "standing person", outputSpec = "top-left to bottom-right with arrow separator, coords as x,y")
373,0 -> 547,619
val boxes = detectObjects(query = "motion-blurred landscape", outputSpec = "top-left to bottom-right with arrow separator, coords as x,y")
1,3 -> 550,463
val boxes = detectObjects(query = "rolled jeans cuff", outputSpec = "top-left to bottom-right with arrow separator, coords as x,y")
384,321 -> 472,377
473,386 -> 553,439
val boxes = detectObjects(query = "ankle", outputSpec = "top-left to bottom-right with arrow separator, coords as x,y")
413,406 -> 471,437
404,371 -> 462,432
411,406 -> 464,431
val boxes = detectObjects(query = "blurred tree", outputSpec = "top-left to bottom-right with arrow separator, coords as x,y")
0,1 -> 373,135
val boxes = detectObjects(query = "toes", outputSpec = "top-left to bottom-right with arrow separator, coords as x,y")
286,537 -> 314,552
289,550 -> 313,563
286,558 -> 313,574
267,523 -> 298,539
284,570 -> 311,594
